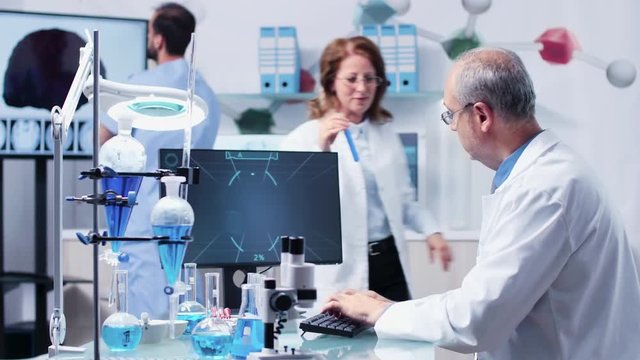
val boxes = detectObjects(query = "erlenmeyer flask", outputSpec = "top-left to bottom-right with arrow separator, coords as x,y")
98,117 -> 145,260
177,262 -> 206,335
102,270 -> 142,351
230,283 -> 264,358
192,273 -> 233,359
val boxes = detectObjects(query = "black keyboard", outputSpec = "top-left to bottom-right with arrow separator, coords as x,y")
299,312 -> 370,338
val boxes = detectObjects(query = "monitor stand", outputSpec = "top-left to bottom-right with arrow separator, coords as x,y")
221,265 -> 256,312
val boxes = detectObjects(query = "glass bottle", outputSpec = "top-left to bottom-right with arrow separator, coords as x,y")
230,283 -> 264,358
101,270 -> 142,351
98,116 -> 145,261
191,273 -> 233,359
151,175 -> 194,293
177,262 -> 206,335
151,175 -> 194,339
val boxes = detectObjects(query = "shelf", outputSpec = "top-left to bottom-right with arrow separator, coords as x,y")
217,91 -> 443,102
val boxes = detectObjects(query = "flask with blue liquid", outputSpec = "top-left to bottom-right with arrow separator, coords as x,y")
101,270 -> 142,351
177,262 -> 206,335
191,272 -> 233,359
230,283 -> 264,358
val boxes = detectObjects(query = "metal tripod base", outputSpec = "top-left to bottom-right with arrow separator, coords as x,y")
48,344 -> 86,358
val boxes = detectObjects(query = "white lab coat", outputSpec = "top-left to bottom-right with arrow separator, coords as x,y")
280,119 -> 439,302
375,131 -> 640,359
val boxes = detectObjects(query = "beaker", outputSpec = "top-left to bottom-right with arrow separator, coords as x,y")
177,262 -> 206,335
230,283 -> 264,358
101,270 -> 142,351
191,273 -> 233,359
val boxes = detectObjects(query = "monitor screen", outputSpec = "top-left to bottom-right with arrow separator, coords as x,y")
0,10 -> 147,157
159,149 -> 343,267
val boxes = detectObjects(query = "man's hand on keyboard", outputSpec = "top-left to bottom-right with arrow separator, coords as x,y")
321,289 -> 394,326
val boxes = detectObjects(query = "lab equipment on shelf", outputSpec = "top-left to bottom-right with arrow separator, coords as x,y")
101,270 -> 142,351
191,273 -> 234,359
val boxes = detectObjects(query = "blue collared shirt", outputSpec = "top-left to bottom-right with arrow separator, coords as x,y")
491,131 -> 544,192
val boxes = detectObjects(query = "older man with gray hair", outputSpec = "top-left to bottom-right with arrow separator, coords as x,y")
322,47 -> 640,360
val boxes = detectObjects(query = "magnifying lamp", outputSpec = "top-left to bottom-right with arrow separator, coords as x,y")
83,76 -> 208,131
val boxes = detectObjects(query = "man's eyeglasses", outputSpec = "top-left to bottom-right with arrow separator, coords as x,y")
336,75 -> 385,87
441,103 -> 473,125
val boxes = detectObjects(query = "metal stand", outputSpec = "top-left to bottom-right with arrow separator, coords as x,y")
48,30 -> 98,359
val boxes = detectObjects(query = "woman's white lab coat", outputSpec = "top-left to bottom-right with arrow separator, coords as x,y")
374,131 -> 640,359
280,119 -> 439,301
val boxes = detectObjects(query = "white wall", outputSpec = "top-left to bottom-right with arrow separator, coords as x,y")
2,0 -> 639,334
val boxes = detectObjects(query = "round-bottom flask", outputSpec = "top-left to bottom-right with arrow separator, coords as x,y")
177,263 -> 206,335
102,270 -> 142,351
191,273 -> 233,359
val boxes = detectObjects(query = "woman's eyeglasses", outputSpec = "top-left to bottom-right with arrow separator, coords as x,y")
336,75 -> 385,87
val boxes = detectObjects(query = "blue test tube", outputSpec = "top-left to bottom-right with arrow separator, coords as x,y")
344,129 -> 359,162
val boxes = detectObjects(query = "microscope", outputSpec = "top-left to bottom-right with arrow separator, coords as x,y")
246,236 -> 325,360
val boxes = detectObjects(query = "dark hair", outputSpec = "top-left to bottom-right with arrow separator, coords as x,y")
152,2 -> 196,56
309,36 -> 392,122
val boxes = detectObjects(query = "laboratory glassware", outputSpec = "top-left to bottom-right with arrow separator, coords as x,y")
230,283 -> 264,358
177,262 -> 206,335
98,116 -> 146,265
151,175 -> 194,338
191,272 -> 233,359
101,270 -> 142,351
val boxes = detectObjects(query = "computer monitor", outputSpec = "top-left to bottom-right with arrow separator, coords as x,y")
159,149 -> 343,307
0,10 -> 147,157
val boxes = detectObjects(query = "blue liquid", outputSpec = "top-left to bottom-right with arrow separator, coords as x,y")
153,225 -> 191,286
102,176 -> 143,253
102,324 -> 142,351
191,333 -> 232,359
230,318 -> 264,358
177,312 -> 206,335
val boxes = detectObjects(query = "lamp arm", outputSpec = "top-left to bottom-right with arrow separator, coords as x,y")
51,38 -> 94,138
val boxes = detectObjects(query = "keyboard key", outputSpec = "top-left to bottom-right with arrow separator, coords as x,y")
299,312 -> 370,338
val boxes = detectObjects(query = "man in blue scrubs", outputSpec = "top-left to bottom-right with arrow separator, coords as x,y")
100,2 -> 220,320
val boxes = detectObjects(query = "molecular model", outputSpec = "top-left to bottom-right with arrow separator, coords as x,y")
355,0 -> 637,87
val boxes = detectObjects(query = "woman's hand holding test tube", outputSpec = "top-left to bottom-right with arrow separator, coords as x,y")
318,111 -> 360,161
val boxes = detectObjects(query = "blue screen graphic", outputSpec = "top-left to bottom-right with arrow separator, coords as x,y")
159,149 -> 343,267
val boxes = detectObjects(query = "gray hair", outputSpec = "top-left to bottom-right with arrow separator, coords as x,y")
454,47 -> 536,121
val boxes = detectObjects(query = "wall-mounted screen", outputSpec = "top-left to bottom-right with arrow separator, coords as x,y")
0,10 -> 147,157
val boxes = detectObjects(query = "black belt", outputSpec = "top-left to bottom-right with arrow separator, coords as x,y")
368,235 -> 396,256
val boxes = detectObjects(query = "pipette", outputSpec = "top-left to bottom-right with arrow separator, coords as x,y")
344,128 -> 359,162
